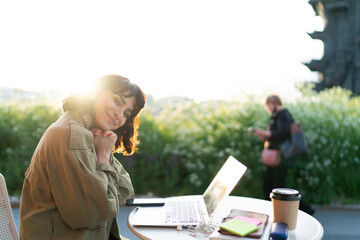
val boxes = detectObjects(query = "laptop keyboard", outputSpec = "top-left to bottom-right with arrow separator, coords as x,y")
165,200 -> 203,224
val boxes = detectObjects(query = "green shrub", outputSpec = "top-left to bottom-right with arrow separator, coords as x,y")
123,87 -> 360,204
286,87 -> 360,204
0,103 -> 61,195
1,87 -> 359,205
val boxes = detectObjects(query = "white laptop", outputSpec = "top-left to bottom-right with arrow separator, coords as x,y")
132,156 -> 247,227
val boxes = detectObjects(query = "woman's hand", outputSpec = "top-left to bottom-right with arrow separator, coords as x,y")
253,128 -> 271,142
91,128 -> 117,165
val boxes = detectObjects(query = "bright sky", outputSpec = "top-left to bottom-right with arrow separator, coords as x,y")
0,0 -> 323,101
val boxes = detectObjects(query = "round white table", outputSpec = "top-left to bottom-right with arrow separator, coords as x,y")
127,195 -> 323,240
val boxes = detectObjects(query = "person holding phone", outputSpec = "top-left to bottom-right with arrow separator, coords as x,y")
19,74 -> 146,240
252,95 -> 291,200
252,95 -> 315,215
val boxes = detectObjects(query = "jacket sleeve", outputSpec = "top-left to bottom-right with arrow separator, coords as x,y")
97,155 -> 135,205
48,123 -> 134,229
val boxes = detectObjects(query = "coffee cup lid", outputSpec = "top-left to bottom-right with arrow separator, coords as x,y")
270,188 -> 301,201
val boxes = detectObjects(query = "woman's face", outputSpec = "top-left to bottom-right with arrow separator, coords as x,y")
93,90 -> 136,131
265,102 -> 275,113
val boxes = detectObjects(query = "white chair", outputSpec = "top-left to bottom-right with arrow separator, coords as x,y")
0,173 -> 19,240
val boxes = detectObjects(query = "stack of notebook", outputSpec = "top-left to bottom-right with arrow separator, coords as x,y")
210,209 -> 270,240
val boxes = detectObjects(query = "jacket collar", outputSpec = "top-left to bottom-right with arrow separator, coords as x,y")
68,110 -> 94,130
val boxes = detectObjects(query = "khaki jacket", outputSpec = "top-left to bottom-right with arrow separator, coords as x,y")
19,111 -> 135,240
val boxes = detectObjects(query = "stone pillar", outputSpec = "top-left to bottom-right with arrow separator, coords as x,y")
306,0 -> 360,95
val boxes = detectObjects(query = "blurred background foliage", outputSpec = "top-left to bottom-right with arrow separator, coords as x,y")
1,86 -> 359,205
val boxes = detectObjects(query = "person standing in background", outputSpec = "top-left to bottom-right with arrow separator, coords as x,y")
252,95 -> 315,215
20,74 -> 146,240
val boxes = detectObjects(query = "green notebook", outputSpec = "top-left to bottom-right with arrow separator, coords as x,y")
219,218 -> 258,237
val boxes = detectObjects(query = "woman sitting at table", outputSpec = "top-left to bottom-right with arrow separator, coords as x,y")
19,74 -> 146,240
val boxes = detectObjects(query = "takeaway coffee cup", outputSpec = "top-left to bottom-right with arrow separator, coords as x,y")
270,188 -> 301,230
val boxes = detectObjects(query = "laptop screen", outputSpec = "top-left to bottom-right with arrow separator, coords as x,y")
202,156 -> 247,217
